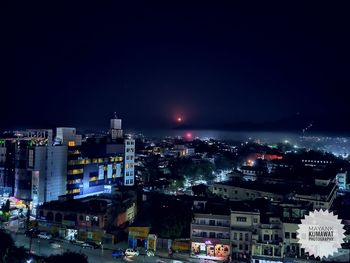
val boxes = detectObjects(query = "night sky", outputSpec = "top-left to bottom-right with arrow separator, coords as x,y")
1,2 -> 349,131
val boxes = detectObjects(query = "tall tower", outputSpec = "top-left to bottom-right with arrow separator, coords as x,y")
110,112 -> 123,140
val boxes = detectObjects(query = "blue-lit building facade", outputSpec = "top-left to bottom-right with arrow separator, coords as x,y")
0,114 -> 135,213
65,114 -> 135,198
66,140 -> 125,197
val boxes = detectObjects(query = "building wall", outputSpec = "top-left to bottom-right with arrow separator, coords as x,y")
15,142 -> 31,200
231,211 -> 260,258
33,146 -> 47,204
293,185 -> 336,210
282,222 -> 301,257
211,184 -> 283,202
46,145 -> 67,202
190,213 -> 231,260
124,139 -> 135,186
14,168 -> 31,200
56,127 -> 76,146
66,140 -> 125,197
231,211 -> 260,228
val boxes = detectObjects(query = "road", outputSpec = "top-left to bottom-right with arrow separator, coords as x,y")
11,232 -> 190,263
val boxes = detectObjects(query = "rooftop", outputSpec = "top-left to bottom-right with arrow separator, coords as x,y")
39,196 -> 111,214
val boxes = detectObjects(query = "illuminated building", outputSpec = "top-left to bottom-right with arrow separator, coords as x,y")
191,200 -> 231,261
336,171 -> 348,191
10,130 -> 68,215
66,141 -> 124,197
124,139 -> 135,186
66,114 -> 135,197
36,194 -> 137,243
56,127 -> 82,146
2,115 -> 134,206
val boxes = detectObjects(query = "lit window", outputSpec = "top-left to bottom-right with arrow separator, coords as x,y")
68,141 -> 76,147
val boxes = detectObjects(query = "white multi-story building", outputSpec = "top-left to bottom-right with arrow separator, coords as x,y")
231,208 -> 260,259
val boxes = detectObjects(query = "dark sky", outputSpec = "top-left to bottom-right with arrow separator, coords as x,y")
1,2 -> 349,131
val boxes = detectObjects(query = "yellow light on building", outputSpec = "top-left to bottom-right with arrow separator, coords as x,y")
68,141 -> 76,147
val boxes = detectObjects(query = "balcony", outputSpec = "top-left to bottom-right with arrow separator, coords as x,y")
259,223 -> 281,230
253,239 -> 283,246
191,223 -> 230,232
193,220 -> 230,227
191,233 -> 230,240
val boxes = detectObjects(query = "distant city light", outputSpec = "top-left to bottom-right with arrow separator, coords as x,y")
176,116 -> 183,123
185,132 -> 192,139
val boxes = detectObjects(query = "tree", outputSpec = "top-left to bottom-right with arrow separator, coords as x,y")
215,155 -> 237,171
0,230 -> 29,262
1,199 -> 10,213
0,229 -> 15,261
192,184 -> 210,196
150,194 -> 193,239
46,252 -> 88,263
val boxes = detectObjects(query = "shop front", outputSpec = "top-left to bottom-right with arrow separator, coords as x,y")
191,238 -> 230,261
128,226 -> 150,249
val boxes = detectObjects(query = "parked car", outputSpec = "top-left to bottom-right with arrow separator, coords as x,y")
146,250 -> 155,257
73,240 -> 85,246
49,242 -> 62,249
112,249 -> 124,258
37,232 -> 52,239
125,248 -> 139,257
84,240 -> 101,249
82,243 -> 94,249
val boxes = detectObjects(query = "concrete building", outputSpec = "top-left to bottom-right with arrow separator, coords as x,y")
211,181 -> 284,202
230,204 -> 260,259
66,115 -> 135,198
110,112 -> 123,140
292,182 -> 337,210
37,194 -> 137,243
12,130 -> 68,215
66,141 -> 124,197
190,200 -> 231,261
56,127 -> 82,146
